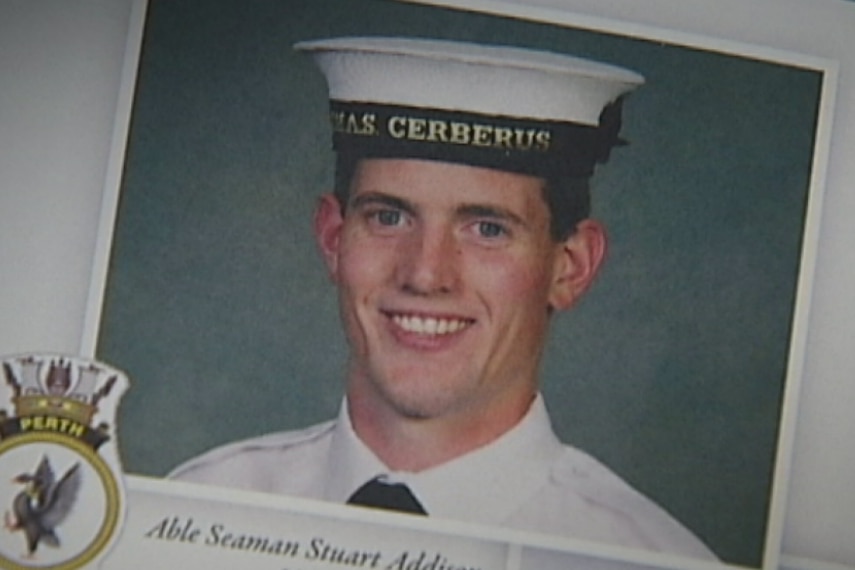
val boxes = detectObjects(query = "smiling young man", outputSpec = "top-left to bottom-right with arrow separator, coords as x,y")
316,157 -> 604,473
172,37 -> 717,560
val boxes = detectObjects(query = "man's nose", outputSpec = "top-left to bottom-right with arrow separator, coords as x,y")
397,226 -> 460,296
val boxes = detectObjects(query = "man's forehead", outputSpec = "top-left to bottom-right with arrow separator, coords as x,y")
351,157 -> 546,186
347,158 -> 550,218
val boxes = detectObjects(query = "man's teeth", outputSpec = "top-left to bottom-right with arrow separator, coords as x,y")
392,314 -> 469,335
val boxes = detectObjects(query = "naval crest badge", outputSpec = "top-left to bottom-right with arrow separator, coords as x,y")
0,354 -> 129,569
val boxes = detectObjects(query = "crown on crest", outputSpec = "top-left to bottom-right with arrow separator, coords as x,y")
2,356 -> 117,426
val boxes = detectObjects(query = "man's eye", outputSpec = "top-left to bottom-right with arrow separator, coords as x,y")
477,221 -> 507,238
374,209 -> 402,226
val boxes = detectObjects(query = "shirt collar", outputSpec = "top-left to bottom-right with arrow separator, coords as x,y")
324,394 -> 564,525
324,401 -> 388,503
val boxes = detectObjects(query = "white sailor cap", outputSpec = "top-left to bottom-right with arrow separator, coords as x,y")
295,36 -> 644,178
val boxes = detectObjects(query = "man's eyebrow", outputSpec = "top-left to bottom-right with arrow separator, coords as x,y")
348,192 -> 415,214
456,203 -> 528,228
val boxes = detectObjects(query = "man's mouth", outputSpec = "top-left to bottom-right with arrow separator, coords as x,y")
388,313 -> 474,336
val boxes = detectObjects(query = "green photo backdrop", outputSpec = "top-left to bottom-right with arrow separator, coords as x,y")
96,0 -> 824,566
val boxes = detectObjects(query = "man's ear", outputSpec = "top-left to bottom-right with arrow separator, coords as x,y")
548,219 -> 607,311
313,193 -> 345,282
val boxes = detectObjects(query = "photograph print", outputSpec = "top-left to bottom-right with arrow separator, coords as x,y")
91,0 -> 831,568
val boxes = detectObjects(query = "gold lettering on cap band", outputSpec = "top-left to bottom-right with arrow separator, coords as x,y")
327,98 -> 630,178
385,114 -> 551,152
330,111 -> 378,136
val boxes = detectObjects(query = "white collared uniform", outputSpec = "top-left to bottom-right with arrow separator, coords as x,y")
171,396 -> 717,560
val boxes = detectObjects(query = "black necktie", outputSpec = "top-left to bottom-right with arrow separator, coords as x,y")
346,477 -> 427,515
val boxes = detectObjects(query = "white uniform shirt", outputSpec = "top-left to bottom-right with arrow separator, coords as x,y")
171,396 -> 717,560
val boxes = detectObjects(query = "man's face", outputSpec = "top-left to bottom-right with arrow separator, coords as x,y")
315,158 -> 603,425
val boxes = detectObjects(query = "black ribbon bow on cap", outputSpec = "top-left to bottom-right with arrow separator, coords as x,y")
594,96 -> 628,165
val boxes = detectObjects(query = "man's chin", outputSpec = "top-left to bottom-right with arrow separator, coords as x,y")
375,382 -> 470,422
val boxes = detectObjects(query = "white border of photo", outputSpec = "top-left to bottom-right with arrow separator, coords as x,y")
80,0 -> 853,569
1,0 -> 850,569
